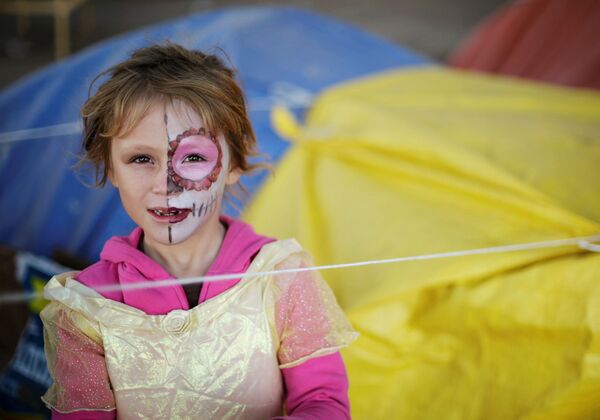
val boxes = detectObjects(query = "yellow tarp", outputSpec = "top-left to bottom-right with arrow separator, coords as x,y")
243,68 -> 600,419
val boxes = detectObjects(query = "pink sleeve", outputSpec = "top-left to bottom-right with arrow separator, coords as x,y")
52,410 -> 116,419
273,259 -> 358,368
275,352 -> 350,419
270,253 -> 356,418
41,303 -> 116,417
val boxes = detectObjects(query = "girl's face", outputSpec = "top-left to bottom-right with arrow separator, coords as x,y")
109,100 -> 240,245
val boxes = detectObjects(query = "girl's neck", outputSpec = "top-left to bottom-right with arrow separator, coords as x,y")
141,213 -> 226,279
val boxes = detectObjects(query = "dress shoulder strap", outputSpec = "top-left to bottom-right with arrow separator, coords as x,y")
43,272 -> 144,322
243,239 -> 304,276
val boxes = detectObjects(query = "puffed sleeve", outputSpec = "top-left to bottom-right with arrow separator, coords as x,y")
40,301 -> 116,415
269,251 -> 358,368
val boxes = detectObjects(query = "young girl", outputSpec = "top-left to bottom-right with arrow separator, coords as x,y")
40,43 -> 357,419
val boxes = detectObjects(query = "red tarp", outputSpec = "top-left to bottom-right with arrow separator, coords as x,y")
449,0 -> 600,90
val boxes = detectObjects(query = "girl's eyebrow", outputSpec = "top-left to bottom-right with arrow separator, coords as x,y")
115,143 -> 164,153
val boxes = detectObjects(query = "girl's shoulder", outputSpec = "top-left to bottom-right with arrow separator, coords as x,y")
72,226 -> 143,301
75,260 -> 123,301
250,238 -> 312,274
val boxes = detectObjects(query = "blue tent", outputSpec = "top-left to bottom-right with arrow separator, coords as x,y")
0,6 -> 429,263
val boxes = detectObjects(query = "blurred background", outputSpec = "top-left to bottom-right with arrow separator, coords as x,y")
0,0 -> 509,87
1,1 -> 600,419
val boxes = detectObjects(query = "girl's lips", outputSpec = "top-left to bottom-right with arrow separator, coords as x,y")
147,207 -> 191,224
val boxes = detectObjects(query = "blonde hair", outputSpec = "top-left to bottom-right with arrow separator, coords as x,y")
81,42 -> 260,186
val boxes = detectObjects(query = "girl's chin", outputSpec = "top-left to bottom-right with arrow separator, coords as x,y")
142,222 -> 200,247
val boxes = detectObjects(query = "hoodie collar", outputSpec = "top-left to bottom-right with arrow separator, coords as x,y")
98,215 -> 273,314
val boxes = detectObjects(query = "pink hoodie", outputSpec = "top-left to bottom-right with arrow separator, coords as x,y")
51,216 -> 350,419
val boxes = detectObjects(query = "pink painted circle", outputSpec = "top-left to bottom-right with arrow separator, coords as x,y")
171,135 -> 219,181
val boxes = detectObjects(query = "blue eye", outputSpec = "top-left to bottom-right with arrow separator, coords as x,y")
129,155 -> 152,164
183,154 -> 206,163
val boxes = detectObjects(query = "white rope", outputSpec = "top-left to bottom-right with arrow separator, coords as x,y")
0,102 -> 295,143
1,233 -> 598,305
0,83 -> 314,144
0,121 -> 81,144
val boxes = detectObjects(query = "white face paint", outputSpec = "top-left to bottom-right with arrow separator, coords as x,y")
110,100 -> 235,246
162,101 -> 230,244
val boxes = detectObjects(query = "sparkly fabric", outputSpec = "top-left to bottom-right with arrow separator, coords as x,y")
40,282 -> 116,413
270,252 -> 358,368
41,239 -> 357,419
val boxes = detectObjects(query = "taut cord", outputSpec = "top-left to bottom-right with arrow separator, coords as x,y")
0,233 -> 599,305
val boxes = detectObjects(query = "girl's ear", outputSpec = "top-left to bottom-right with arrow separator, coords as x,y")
225,167 -> 242,186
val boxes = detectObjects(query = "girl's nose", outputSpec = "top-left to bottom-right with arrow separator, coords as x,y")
152,167 -> 183,196
151,168 -> 170,195
167,176 -> 183,195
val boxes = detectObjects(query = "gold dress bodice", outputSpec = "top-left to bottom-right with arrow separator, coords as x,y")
41,239 -> 358,419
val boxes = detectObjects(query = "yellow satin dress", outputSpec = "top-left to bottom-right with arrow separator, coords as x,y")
41,239 -> 358,419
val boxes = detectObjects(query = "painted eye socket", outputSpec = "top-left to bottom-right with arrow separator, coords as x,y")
183,154 -> 206,163
171,135 -> 218,181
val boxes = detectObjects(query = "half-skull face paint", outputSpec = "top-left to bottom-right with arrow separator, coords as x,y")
110,100 -> 233,246
159,102 -> 230,244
